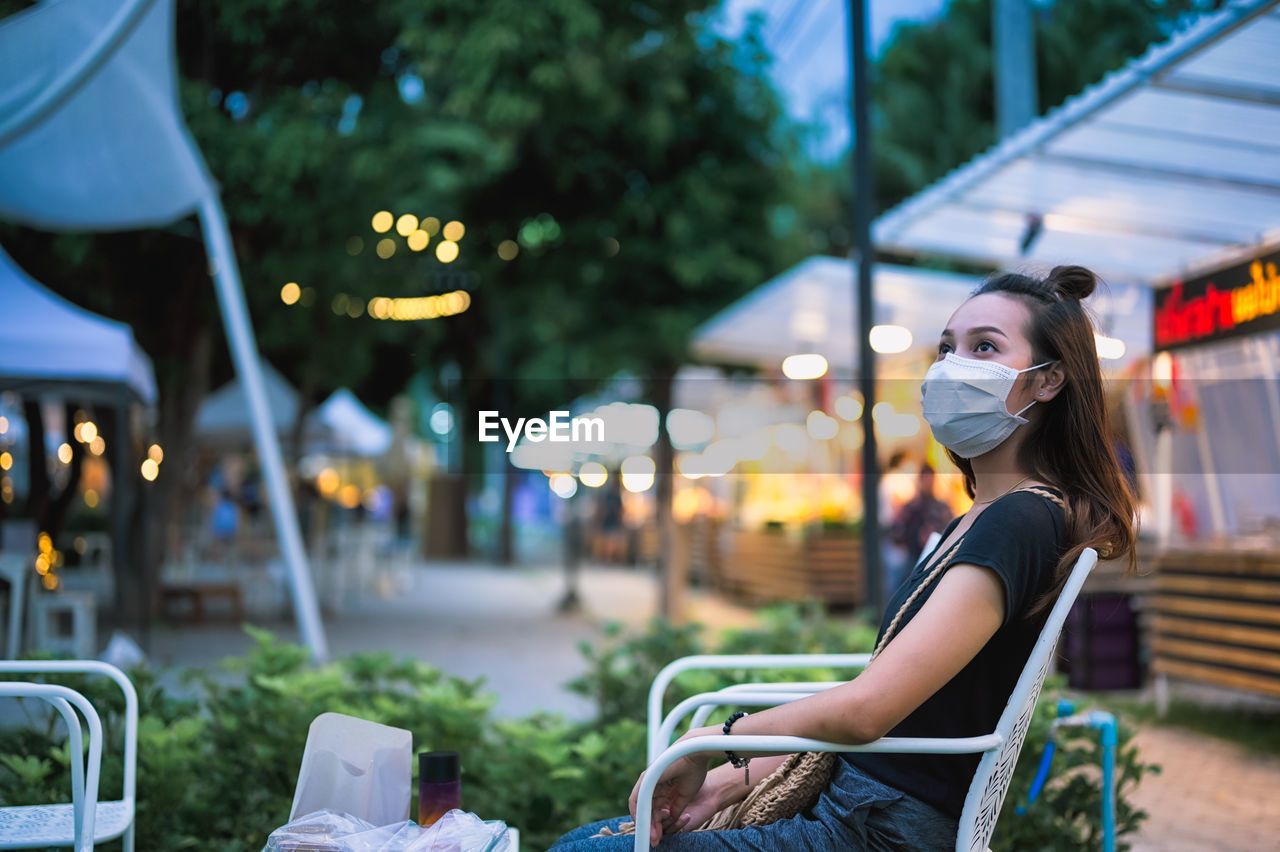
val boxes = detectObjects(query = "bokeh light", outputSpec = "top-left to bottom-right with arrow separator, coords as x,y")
549,473 -> 578,499
371,211 -> 393,233
57,443 -> 72,464
442,220 -> 465,242
781,353 -> 828,380
141,458 -> 159,481
407,230 -> 430,252
396,214 -> 419,237
376,238 -> 397,259
436,240 -> 459,263
497,240 -> 519,261
578,462 -> 608,488
281,282 -> 301,305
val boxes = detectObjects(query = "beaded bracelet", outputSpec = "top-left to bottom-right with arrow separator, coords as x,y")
722,711 -> 752,785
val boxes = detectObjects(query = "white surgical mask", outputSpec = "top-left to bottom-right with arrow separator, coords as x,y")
921,353 -> 1053,459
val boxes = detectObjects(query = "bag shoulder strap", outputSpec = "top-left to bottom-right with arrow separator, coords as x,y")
872,485 -> 1065,658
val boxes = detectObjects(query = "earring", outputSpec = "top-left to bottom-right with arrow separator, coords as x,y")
1037,392 -> 1044,397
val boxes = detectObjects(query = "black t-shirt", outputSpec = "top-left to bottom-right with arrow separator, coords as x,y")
843,487 -> 1067,820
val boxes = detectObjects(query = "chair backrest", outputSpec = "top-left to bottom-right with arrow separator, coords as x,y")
0,659 -> 137,808
955,547 -> 1098,852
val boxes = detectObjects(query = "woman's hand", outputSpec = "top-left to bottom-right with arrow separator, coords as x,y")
628,730 -> 717,845
628,754 -> 709,845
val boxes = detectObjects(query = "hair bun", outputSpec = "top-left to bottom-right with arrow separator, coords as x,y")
1046,265 -> 1097,301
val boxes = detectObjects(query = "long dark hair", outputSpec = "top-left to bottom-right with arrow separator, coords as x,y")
945,265 -> 1139,612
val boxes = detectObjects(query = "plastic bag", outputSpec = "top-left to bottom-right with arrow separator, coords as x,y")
290,713 -> 412,827
263,809 -> 509,852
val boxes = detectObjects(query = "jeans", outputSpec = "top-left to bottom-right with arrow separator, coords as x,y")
546,758 -> 958,851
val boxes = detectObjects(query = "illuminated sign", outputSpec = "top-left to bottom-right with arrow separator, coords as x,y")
1154,247 -> 1280,351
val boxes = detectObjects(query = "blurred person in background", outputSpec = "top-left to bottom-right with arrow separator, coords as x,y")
878,450 -> 915,597
888,464 -> 953,590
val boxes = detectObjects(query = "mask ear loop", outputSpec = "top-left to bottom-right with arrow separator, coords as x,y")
1013,360 -> 1059,418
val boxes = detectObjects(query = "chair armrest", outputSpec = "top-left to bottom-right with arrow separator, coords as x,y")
657,690 -> 820,757
647,655 -> 872,762
685,683 -> 845,732
0,682 -> 104,845
632,731 -> 1003,852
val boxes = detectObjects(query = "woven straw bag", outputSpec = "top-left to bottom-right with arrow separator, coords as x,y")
593,750 -> 838,838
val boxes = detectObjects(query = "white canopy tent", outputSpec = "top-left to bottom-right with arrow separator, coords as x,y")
873,0 -> 1280,286
0,0 -> 327,658
0,246 -> 156,404
692,257 -> 1150,375
195,361 -> 308,445
196,379 -> 392,459
312,389 -> 393,457
693,259 -> 979,376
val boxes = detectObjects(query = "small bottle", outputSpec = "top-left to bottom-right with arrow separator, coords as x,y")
417,751 -> 461,828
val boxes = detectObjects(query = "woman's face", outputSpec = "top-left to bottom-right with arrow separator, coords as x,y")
937,292 -> 1047,416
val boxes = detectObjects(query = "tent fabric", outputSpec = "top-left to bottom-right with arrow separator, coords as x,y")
0,0 -> 211,230
873,0 -> 1280,285
195,360 -> 308,444
693,258 -> 981,376
312,389 -> 393,457
0,244 -> 157,403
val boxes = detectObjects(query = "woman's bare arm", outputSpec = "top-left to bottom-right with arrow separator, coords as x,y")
675,563 -> 1007,754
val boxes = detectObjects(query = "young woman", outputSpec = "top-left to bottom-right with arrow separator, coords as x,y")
550,265 -> 1137,851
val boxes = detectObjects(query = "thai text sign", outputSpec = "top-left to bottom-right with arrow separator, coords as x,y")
1154,247 -> 1280,351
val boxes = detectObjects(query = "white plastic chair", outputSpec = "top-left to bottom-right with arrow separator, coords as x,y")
636,547 -> 1099,852
0,660 -> 137,851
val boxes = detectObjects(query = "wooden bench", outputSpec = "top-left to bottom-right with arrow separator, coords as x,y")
720,529 -> 864,607
1150,550 -> 1280,700
159,582 -> 245,623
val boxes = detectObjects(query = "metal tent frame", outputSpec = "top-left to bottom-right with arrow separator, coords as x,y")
873,0 -> 1280,286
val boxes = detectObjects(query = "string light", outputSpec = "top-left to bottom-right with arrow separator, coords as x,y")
367,290 -> 471,321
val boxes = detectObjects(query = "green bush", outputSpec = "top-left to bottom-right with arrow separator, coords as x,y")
0,611 -> 1156,851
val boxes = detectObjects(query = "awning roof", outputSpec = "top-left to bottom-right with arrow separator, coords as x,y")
873,0 -> 1280,285
0,244 -> 156,403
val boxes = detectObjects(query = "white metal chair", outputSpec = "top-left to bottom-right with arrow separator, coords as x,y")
0,682 -> 102,852
0,660 -> 137,851
637,547 -> 1099,852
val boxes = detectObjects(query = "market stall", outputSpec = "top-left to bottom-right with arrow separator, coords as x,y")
1138,243 -> 1280,699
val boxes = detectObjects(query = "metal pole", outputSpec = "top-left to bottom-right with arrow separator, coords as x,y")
849,0 -> 881,615
993,0 -> 1038,139
198,192 -> 329,662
